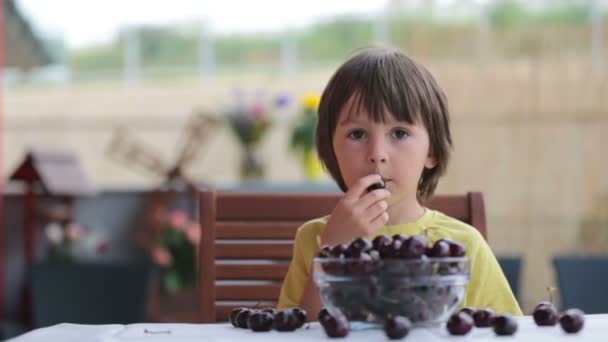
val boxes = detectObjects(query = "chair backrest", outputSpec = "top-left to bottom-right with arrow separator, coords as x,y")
553,255 -> 608,313
30,262 -> 152,328
198,190 -> 486,322
497,256 -> 522,301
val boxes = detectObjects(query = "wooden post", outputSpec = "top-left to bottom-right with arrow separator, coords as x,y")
199,191 -> 216,323
0,0 -> 4,322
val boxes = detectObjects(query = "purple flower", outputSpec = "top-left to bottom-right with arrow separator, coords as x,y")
275,93 -> 291,107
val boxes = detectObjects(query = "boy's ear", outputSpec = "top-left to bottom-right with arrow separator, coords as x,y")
425,154 -> 437,169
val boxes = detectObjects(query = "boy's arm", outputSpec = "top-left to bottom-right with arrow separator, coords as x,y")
464,232 -> 523,315
298,273 -> 323,319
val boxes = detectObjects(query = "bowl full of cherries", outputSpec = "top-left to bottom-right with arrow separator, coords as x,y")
313,233 -> 470,329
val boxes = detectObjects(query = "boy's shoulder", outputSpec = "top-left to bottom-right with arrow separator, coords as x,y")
295,215 -> 330,239
426,209 -> 485,244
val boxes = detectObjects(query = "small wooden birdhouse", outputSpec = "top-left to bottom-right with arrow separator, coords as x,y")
7,148 -> 96,326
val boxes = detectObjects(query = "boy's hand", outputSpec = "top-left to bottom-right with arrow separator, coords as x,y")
321,174 -> 390,246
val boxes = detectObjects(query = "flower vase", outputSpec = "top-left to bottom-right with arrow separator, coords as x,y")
240,145 -> 265,181
303,150 -> 325,181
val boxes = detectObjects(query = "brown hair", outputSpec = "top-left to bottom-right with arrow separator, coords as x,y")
316,47 -> 452,202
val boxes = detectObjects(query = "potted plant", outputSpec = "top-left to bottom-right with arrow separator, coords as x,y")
289,93 -> 325,181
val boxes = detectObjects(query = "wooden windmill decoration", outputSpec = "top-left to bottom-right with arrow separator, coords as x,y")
106,110 -> 219,249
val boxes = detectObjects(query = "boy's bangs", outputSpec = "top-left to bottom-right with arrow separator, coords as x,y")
346,81 -> 422,126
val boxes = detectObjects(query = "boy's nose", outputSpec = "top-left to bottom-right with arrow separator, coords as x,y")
368,156 -> 387,164
367,140 -> 388,164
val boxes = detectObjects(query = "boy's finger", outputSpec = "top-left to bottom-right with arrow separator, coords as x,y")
344,174 -> 383,201
357,189 -> 391,210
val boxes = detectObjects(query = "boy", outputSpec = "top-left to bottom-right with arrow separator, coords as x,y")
278,47 -> 521,317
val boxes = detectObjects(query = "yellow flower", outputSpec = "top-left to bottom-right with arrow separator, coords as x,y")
303,93 -> 321,111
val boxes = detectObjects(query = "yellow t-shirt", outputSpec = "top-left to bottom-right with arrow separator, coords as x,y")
277,209 -> 522,315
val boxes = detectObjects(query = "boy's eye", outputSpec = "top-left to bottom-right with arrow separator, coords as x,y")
347,130 -> 366,140
392,128 -> 410,139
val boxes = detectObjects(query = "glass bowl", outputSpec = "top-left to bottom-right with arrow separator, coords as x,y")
313,256 -> 469,328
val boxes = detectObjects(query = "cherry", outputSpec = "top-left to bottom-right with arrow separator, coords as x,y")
235,308 -> 253,329
320,314 -> 350,338
379,239 -> 402,259
367,180 -> 385,192
446,311 -> 474,335
427,239 -> 451,258
230,308 -> 245,327
272,310 -> 298,331
346,252 -> 375,274
318,245 -> 333,258
448,240 -> 466,257
472,308 -> 495,327
400,235 -> 428,259
372,235 -> 391,250
493,315 -> 518,336
384,315 -> 412,339
392,234 -> 408,243
533,302 -> 558,326
318,308 -> 331,323
248,311 -> 274,332
559,308 -> 585,333
331,244 -> 348,258
291,308 -> 307,328
459,307 -> 476,316
346,238 -> 372,257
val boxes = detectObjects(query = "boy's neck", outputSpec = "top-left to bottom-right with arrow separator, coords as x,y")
386,198 -> 426,226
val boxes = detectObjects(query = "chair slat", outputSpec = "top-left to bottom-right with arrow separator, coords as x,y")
216,284 -> 282,301
217,264 -> 289,280
216,221 -> 300,239
216,243 -> 294,259
216,192 -> 339,221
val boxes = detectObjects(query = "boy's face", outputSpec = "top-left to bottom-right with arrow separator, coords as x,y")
332,96 -> 437,200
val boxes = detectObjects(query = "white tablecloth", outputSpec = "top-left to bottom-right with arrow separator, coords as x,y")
8,314 -> 608,342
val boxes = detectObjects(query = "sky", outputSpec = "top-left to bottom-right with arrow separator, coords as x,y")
16,0 -> 392,48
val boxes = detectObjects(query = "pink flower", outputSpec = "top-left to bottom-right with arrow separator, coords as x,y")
64,222 -> 84,242
251,103 -> 266,121
96,241 -> 110,255
168,211 -> 188,230
186,223 -> 201,245
151,247 -> 172,267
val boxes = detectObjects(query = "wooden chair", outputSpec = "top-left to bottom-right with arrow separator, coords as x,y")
198,191 -> 486,322
553,255 -> 608,313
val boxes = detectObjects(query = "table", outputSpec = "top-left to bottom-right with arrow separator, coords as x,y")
8,314 -> 608,341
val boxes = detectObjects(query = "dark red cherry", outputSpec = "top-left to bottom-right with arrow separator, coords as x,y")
372,235 -> 391,250
384,315 -> 412,339
367,180 -> 385,192
235,308 -> 253,329
379,239 -> 402,258
448,241 -> 466,257
493,315 -> 518,336
428,239 -> 451,258
472,308 -> 495,327
560,309 -> 585,333
230,308 -> 245,327
447,311 -> 474,335
248,311 -> 274,332
533,302 -> 558,326
400,235 -> 428,259
272,310 -> 298,331
459,307 -> 476,316
392,234 -> 407,243
291,308 -> 307,328
320,314 -> 349,338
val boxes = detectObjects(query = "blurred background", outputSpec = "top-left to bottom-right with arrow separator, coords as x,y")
2,0 -> 608,335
